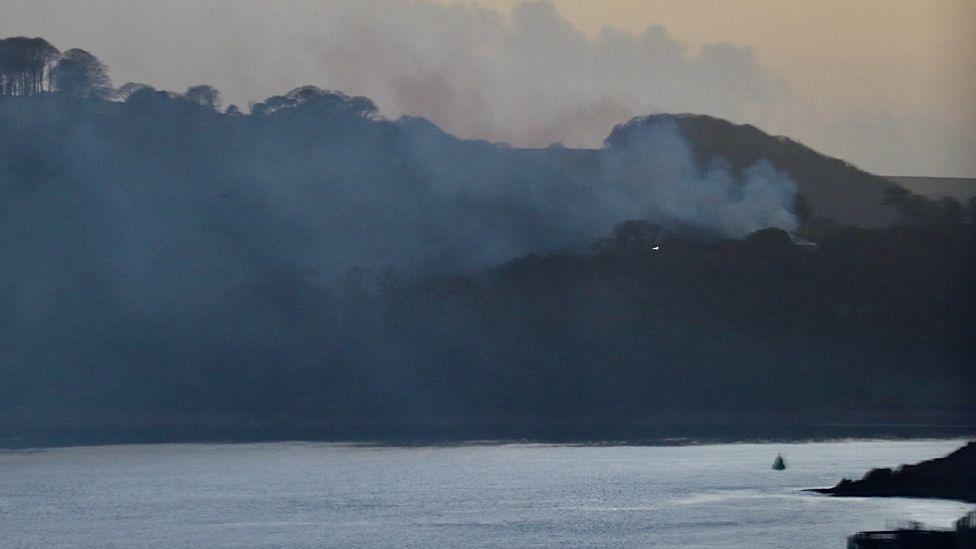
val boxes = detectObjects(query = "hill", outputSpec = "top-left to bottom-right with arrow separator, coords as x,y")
0,83 -> 973,445
607,114 -> 904,227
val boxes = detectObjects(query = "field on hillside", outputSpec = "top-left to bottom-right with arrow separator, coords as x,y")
888,176 -> 976,201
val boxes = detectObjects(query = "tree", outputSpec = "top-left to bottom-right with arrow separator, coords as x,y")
937,197 -> 964,226
0,36 -> 59,96
115,82 -> 154,101
885,185 -> 943,225
596,219 -> 665,254
250,86 -> 378,118
183,85 -> 220,110
50,48 -> 112,98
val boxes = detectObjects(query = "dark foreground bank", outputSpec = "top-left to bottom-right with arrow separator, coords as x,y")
847,512 -> 975,549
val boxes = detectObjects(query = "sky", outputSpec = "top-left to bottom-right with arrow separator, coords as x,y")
1,0 -> 974,177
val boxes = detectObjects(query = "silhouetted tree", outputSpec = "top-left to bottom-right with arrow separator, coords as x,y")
938,197 -> 965,226
251,85 -> 377,118
596,219 -> 665,254
741,226 -> 794,257
793,193 -> 813,223
0,36 -> 59,96
183,85 -> 220,110
119,84 -> 179,106
50,48 -> 111,98
115,82 -> 153,101
885,186 -> 944,225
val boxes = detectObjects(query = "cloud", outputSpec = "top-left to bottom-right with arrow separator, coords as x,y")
825,110 -> 976,177
305,0 -> 786,147
1,0 -> 783,149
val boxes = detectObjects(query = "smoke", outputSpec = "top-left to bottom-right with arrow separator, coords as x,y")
325,114 -> 799,272
0,0 -> 785,150
598,118 -> 799,237
0,3 -> 969,441
306,0 -> 785,148
0,93 -> 796,292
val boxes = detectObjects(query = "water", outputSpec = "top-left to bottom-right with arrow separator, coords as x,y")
1,439 -> 972,548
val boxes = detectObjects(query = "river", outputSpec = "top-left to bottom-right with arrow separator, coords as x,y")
1,439 -> 971,547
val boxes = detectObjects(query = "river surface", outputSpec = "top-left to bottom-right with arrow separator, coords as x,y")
1,439 -> 972,548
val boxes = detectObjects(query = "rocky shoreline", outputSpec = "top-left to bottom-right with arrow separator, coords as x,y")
812,442 -> 976,547
811,441 -> 976,503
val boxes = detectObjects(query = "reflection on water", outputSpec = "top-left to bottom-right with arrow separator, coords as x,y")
1,439 -> 972,548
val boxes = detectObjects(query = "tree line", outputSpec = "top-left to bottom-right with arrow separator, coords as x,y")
0,36 -> 228,108
0,36 -> 109,97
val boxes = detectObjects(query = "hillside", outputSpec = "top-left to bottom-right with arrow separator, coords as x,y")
1,89 -> 974,445
607,114 -> 904,227
0,93 -> 886,279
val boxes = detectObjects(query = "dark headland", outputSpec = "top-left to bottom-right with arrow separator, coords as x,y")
813,442 -> 976,549
812,441 -> 976,502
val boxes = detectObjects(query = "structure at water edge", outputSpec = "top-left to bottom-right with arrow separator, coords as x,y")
847,511 -> 976,549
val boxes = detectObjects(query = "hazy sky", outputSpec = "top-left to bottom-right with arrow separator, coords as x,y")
2,0 -> 974,176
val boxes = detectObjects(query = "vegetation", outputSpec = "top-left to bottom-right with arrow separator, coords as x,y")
0,37 -> 106,97
0,37 -> 972,445
608,114 -> 904,227
816,441 -> 976,502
